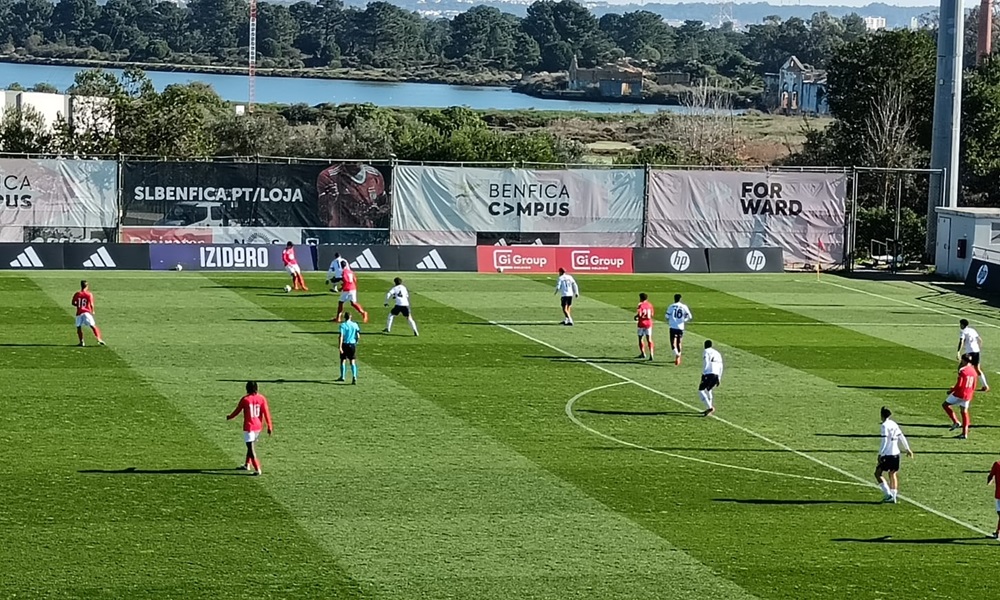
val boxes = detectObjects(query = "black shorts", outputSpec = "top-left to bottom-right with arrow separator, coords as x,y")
390,305 -> 411,318
561,296 -> 573,308
877,454 -> 900,472
340,344 -> 357,361
670,328 -> 684,342
699,374 -> 720,391
969,352 -> 981,366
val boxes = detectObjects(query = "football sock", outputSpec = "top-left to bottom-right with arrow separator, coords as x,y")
890,488 -> 898,499
298,274 -> 308,289
386,315 -> 394,331
672,348 -> 679,357
962,412 -> 971,436
77,329 -> 83,343
408,317 -> 418,335
699,390 -> 712,409
351,302 -> 364,312
879,480 -> 891,496
252,458 -> 260,470
92,326 -> 102,340
944,405 -> 959,424
648,341 -> 654,355
340,364 -> 346,379
351,364 -> 358,380
980,373 -> 989,388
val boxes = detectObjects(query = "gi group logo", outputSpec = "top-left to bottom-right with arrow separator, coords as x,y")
568,248 -> 633,273
669,250 -> 691,272
746,250 -> 767,272
492,248 -> 548,271
976,264 -> 989,286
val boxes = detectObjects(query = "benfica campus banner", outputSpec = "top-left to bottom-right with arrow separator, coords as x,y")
391,166 -> 644,247
645,171 -> 847,267
0,159 -> 118,242
121,161 -> 392,244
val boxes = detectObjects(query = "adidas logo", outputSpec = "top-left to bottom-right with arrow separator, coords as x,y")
9,246 -> 43,268
494,238 -> 544,246
349,248 -> 381,270
416,249 -> 447,270
83,246 -> 117,268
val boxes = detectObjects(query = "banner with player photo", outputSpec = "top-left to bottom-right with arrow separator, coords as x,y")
645,171 -> 847,267
0,159 -> 118,244
391,166 -> 644,247
122,161 -> 392,244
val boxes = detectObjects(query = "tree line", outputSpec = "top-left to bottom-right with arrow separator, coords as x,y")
0,0 -> 872,86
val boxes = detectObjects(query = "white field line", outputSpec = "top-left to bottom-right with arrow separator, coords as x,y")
821,280 -> 1000,330
566,382 -> 866,487
492,321 -> 994,538
491,321 -> 955,327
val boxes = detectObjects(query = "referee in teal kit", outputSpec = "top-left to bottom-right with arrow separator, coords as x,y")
337,312 -> 361,384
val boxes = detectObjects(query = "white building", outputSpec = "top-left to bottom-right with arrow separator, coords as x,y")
864,16 -> 887,31
0,90 -> 111,133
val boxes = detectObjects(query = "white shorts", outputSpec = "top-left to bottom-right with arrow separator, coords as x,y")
244,430 -> 260,443
995,499 -> 1000,512
945,394 -> 970,409
340,290 -> 357,303
637,327 -> 652,337
285,264 -> 301,275
75,313 -> 96,328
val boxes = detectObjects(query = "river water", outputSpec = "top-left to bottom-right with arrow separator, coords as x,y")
0,61 -> 675,113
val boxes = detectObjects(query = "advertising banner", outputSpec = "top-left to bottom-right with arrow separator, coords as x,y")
317,246 -> 400,273
633,248 -> 710,274
706,248 -> 784,273
966,259 -> 1000,291
0,243 -> 65,269
397,246 -> 478,272
122,226 -> 308,245
393,166 -> 644,247
149,244 -> 315,271
646,171 -> 847,267
123,161 -> 391,244
0,159 -> 117,245
62,244 -> 151,270
476,246 -> 633,274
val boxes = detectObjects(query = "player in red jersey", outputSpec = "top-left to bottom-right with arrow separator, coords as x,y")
943,353 -> 978,439
226,381 -> 273,476
335,265 -> 368,323
282,242 -> 308,291
71,280 -> 105,347
316,163 -> 389,228
634,293 -> 655,361
988,459 -> 1000,538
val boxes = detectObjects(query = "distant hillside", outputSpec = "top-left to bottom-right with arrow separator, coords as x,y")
342,0 -> 936,28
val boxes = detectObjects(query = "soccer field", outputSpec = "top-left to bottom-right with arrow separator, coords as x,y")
4,270 -> 1000,599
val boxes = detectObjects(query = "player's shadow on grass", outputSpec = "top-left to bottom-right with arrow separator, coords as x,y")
79,467 -> 247,477
230,318 -> 331,323
202,285 -> 275,290
832,535 -> 993,546
715,498 -> 878,506
218,378 -> 334,385
260,292 -> 330,298
815,433 -> 942,439
0,343 -> 71,347
900,422 -> 1000,429
524,355 -> 665,365
575,408 -> 700,417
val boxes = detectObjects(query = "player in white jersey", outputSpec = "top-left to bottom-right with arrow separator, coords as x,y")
383,277 -> 418,336
555,268 -> 579,326
699,340 -> 723,416
325,253 -> 345,292
665,293 -> 693,366
958,319 -> 989,391
875,406 -> 913,503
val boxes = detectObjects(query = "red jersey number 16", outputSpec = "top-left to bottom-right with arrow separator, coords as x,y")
249,404 -> 261,418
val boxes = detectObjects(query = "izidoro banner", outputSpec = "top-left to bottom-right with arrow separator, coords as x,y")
122,161 -> 391,244
391,166 -> 644,247
645,171 -> 847,267
0,159 -> 118,243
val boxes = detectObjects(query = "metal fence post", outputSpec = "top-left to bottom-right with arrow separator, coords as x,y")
641,162 -> 651,248
115,152 -> 124,243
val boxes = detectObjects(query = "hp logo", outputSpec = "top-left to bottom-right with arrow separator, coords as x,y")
746,250 -> 767,271
669,250 -> 691,271
977,264 -> 989,286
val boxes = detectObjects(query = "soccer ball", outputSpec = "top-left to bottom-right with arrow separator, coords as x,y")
497,267 -> 505,273
175,264 -> 183,272
284,285 -> 292,293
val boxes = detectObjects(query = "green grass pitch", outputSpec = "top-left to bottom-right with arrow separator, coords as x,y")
3,270 -> 1000,599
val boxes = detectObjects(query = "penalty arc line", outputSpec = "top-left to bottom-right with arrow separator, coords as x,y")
490,320 -> 994,538
566,382 -> 867,488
